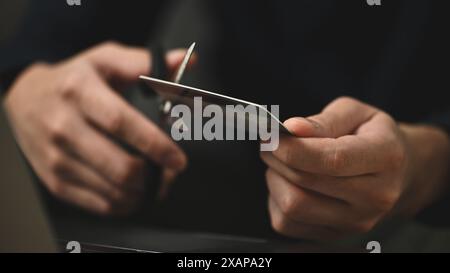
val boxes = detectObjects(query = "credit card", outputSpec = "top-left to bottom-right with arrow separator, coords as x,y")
139,76 -> 293,136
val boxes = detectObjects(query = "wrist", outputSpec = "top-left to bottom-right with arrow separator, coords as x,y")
395,123 -> 450,217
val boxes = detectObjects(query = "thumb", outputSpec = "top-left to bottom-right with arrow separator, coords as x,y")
83,42 -> 151,82
166,48 -> 198,78
284,97 -> 378,138
83,42 -> 197,83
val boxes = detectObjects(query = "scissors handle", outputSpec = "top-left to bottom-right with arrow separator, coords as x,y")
139,44 -> 168,95
129,44 -> 170,211
150,44 -> 169,81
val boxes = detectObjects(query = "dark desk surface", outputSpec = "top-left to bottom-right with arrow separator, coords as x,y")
54,217 -> 358,253
53,215 -> 450,253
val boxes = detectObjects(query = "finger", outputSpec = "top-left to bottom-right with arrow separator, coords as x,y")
65,176 -> 142,216
50,113 -> 147,189
273,130 -> 392,176
266,169 -> 355,229
261,152 -> 385,208
77,73 -> 187,171
83,42 -> 197,83
48,180 -> 113,215
284,97 -> 378,138
268,197 -> 343,241
83,42 -> 150,82
157,168 -> 178,201
261,152 -> 347,201
166,49 -> 198,76
53,151 -> 142,204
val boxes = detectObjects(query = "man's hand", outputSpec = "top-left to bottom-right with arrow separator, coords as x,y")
262,97 -> 450,241
3,42 -> 190,216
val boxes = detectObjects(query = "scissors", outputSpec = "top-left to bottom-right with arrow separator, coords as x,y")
120,43 -> 196,206
140,42 -> 292,136
141,42 -> 196,124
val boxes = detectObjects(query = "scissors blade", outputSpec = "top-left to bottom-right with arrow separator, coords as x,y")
173,42 -> 196,84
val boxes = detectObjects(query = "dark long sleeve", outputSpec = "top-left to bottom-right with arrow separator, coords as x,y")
0,0 -> 165,93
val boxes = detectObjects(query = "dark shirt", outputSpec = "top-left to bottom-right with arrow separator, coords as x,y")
1,0 -> 449,237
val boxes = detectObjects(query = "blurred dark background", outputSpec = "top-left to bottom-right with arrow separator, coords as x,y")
0,1 -> 27,44
2,1 -> 450,252
0,0 -> 220,87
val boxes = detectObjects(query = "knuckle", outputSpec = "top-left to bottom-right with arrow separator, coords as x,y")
47,178 -> 65,196
98,201 -> 114,216
270,213 -> 288,234
350,220 -> 377,234
334,96 -> 358,106
291,173 -> 306,187
58,72 -> 84,101
325,145 -> 346,175
47,150 -> 65,173
28,62 -> 51,72
19,62 -> 51,81
104,111 -> 124,135
94,41 -> 123,57
380,112 -> 397,128
100,41 -> 122,51
280,142 -> 295,165
82,41 -> 123,65
48,116 -> 70,144
373,191 -> 399,213
279,192 -> 301,219
115,157 -> 143,185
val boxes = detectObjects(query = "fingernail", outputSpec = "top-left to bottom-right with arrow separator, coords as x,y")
283,117 -> 319,137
